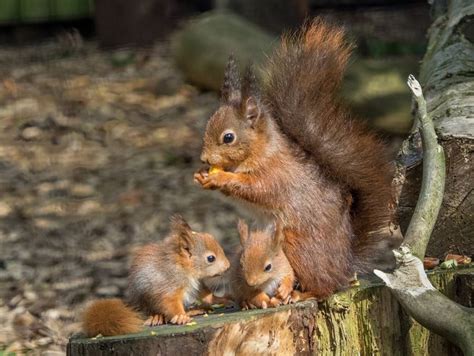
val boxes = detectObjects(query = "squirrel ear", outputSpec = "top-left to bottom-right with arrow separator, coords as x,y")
170,214 -> 194,251
241,65 -> 263,125
244,97 -> 261,122
237,219 -> 249,245
221,55 -> 241,105
269,221 -> 284,251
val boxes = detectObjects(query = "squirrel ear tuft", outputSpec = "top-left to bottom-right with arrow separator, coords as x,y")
170,214 -> 194,250
221,55 -> 241,105
237,219 -> 249,245
241,65 -> 259,99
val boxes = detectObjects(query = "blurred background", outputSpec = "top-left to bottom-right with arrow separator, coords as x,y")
0,0 -> 430,353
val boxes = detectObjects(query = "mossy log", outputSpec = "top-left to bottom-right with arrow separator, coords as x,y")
215,0 -> 308,34
395,0 -> 474,258
172,11 -> 275,91
67,268 -> 473,355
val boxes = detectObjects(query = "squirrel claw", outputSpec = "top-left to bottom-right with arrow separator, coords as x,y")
170,314 -> 192,325
193,170 -> 208,185
277,284 -> 292,301
144,314 -> 164,327
194,169 -> 229,190
241,300 -> 257,310
269,297 -> 282,307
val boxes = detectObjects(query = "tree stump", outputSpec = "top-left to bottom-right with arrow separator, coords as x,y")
67,268 -> 473,355
395,0 -> 474,258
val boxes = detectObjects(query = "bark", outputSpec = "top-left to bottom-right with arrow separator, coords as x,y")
375,249 -> 474,355
67,268 -> 473,356
376,1 -> 474,353
395,0 -> 474,258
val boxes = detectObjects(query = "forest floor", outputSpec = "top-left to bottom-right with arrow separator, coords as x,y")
0,39 -> 243,355
0,39 -> 416,354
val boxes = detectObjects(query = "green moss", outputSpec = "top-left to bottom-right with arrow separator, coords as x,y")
70,268 -> 473,356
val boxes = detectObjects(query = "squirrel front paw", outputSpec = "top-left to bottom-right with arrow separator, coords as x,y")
169,313 -> 192,325
241,292 -> 273,310
194,168 -> 231,190
277,283 -> 293,303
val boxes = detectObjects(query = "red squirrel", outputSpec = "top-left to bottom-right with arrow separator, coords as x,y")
194,19 -> 395,300
82,215 -> 230,337
232,220 -> 295,309
203,220 -> 311,309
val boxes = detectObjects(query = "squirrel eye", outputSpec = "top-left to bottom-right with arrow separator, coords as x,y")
207,255 -> 216,263
222,132 -> 235,144
264,264 -> 272,272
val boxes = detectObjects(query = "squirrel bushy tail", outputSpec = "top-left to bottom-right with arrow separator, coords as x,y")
263,19 -> 395,272
82,299 -> 143,337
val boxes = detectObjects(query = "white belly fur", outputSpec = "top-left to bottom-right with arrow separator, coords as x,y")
183,277 -> 201,307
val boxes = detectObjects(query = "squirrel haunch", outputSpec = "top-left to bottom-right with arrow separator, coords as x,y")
195,19 -> 396,298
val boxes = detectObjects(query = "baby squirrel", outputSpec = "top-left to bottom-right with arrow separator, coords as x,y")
202,220 -> 300,309
194,19 -> 395,300
232,220 -> 295,309
82,215 -> 230,337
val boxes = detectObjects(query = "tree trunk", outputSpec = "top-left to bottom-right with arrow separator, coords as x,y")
67,268 -> 473,355
395,0 -> 474,259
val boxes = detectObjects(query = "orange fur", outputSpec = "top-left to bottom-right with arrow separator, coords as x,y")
82,299 -> 142,337
196,19 -> 396,299
231,221 -> 296,308
266,19 -> 395,267
83,216 -> 230,336
158,288 -> 187,319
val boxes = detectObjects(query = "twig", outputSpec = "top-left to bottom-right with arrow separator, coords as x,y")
375,76 -> 473,354
403,75 -> 446,259
374,248 -> 474,355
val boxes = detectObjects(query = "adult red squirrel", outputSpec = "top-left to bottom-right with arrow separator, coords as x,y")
82,215 -> 230,337
194,19 -> 396,300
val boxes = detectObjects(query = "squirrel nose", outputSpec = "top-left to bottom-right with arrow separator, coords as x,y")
200,153 -> 210,165
247,278 -> 257,287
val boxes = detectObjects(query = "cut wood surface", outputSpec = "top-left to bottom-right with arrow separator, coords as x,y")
67,268 -> 473,356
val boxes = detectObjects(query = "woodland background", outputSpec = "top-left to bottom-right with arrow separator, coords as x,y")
0,0 -> 438,354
